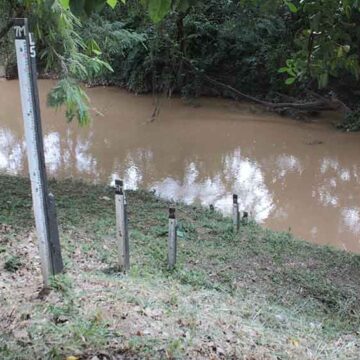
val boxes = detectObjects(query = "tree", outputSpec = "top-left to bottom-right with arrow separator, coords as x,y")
1,0 -> 360,126
0,0 -> 116,124
279,0 -> 360,89
0,0 -> 193,124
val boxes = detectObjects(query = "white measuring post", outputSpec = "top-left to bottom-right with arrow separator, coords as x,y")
115,179 -> 130,272
14,18 -> 63,286
168,206 -> 177,270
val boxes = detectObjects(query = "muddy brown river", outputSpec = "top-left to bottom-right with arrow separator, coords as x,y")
1,79 -> 360,252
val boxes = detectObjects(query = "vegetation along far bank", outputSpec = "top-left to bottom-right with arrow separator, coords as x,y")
1,0 -> 360,129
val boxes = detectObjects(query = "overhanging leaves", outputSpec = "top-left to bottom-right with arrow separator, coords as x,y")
148,0 -> 171,23
107,0 -> 118,9
59,0 -> 70,9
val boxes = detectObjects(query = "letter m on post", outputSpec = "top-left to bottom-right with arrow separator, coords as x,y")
14,22 -> 26,39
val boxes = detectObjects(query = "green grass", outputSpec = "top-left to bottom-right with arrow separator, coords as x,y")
0,174 -> 359,359
4,255 -> 22,272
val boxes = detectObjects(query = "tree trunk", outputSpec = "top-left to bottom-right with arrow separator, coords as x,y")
176,11 -> 189,90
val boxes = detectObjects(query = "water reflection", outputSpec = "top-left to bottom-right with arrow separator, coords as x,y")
342,208 -> 360,235
0,128 -> 25,174
1,79 -> 360,252
275,154 -> 303,179
44,132 -> 61,173
222,149 -> 274,220
75,137 -> 97,175
152,162 -> 226,211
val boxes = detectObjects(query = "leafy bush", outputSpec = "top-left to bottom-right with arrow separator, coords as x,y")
79,0 -> 294,98
338,108 -> 360,132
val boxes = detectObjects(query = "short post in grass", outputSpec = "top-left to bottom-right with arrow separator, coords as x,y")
168,206 -> 177,270
115,179 -> 130,272
233,194 -> 240,233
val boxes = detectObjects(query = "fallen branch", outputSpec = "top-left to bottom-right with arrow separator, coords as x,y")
181,57 -> 350,115
204,75 -> 349,113
275,92 -> 299,102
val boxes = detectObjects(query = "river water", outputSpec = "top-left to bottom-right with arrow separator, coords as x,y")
1,79 -> 360,252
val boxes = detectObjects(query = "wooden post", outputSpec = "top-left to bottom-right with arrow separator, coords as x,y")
115,180 -> 130,272
233,194 -> 240,233
168,206 -> 177,270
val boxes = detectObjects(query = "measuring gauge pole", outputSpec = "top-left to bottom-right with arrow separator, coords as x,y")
14,18 -> 63,286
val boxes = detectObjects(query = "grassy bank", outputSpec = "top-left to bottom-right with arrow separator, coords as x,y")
0,174 -> 359,359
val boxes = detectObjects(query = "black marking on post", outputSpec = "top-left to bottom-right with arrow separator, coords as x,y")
169,207 -> 176,219
28,31 -> 56,265
14,18 -> 26,39
232,194 -> 240,233
124,198 -> 130,270
48,193 -> 64,274
115,179 -> 123,195
242,211 -> 249,225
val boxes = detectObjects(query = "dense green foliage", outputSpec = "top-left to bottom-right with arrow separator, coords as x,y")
285,0 -> 360,89
82,1 -> 295,97
1,0 -> 360,128
81,0 -> 360,130
0,0 -> 113,124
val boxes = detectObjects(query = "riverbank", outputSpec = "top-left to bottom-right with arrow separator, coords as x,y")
1,174 -> 359,359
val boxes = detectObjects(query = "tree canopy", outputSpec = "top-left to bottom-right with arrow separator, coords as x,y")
1,0 -> 360,128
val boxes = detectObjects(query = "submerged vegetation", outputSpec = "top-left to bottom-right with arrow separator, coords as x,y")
1,0 -> 360,128
0,174 -> 360,359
